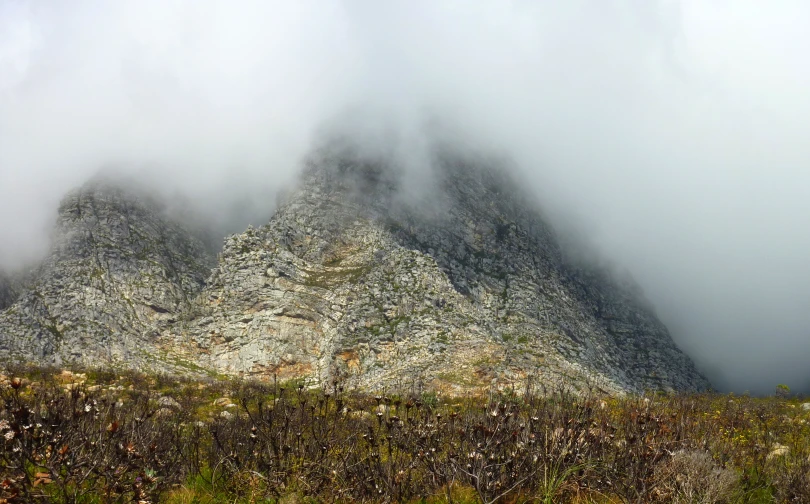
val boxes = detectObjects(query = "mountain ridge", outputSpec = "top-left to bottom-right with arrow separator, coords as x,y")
0,180 -> 214,366
0,152 -> 711,394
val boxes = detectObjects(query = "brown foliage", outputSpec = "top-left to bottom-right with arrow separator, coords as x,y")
0,368 -> 809,503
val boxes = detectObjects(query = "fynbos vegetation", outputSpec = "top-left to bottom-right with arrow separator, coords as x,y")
1,367 -> 808,503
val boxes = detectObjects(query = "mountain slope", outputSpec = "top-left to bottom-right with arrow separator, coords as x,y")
0,154 -> 710,394
159,150 -> 709,393
0,272 -> 21,311
0,180 -> 213,367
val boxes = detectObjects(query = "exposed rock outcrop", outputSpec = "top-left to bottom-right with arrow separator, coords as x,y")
0,272 -> 20,311
0,152 -> 711,394
159,149 -> 709,393
0,180 -> 213,368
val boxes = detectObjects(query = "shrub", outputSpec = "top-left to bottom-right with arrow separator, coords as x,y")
1,366 -> 810,503
652,449 -> 738,504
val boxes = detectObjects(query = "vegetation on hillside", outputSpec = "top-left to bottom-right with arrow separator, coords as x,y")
0,366 -> 808,503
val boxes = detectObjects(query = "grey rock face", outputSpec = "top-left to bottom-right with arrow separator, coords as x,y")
161,151 -> 709,394
0,154 -> 710,395
0,272 -> 20,311
157,396 -> 182,410
0,180 -> 213,368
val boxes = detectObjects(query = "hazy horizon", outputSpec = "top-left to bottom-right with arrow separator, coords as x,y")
2,0 -> 809,394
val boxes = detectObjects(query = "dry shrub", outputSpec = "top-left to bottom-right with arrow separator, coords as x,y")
653,449 -> 738,504
772,455 -> 810,503
2,366 -> 810,503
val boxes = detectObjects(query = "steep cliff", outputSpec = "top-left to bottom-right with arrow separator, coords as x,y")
159,150 -> 709,393
0,154 -> 710,394
0,272 -> 21,311
0,180 -> 213,368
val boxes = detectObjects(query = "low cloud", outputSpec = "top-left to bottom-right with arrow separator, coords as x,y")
2,0 -> 809,394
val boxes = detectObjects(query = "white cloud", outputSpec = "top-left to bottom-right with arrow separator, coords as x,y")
1,0 -> 809,392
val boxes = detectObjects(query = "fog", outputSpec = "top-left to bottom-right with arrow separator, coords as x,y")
2,0 -> 809,394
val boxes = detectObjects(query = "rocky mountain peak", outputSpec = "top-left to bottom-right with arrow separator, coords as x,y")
0,272 -> 19,311
160,151 -> 709,393
0,179 -> 213,366
0,157 -> 711,394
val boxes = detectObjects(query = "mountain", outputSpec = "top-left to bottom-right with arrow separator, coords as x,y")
0,180 -> 213,367
0,151 -> 710,394
0,272 -> 21,311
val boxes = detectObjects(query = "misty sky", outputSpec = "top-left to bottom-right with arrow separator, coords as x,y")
1,0 -> 809,394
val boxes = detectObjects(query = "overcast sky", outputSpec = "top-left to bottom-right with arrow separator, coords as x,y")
1,0 -> 809,394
